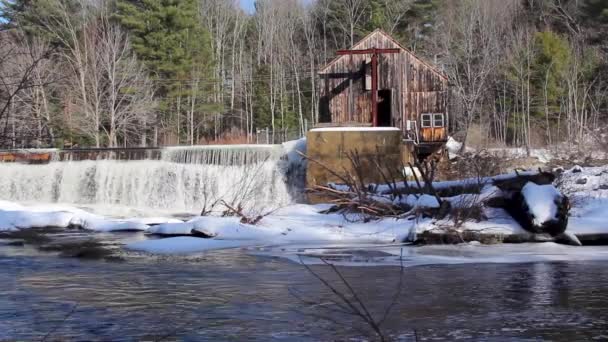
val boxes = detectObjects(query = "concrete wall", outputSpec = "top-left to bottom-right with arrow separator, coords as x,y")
306,128 -> 406,194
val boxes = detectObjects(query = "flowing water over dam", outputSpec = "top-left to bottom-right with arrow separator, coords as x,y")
0,145 -> 297,216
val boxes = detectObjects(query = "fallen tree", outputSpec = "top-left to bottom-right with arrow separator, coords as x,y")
305,151 -> 573,244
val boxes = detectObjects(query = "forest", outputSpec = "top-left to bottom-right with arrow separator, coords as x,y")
0,0 -> 607,149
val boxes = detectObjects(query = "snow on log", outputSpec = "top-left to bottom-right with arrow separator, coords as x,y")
522,183 -> 561,226
508,182 -> 569,236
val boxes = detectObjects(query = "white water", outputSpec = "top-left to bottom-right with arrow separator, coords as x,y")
0,145 -> 294,217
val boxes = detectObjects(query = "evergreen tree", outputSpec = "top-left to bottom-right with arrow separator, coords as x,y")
0,0 -> 83,36
582,0 -> 608,22
532,31 -> 572,114
116,0 -> 216,142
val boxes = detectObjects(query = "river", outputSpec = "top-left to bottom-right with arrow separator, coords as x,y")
1,234 -> 607,341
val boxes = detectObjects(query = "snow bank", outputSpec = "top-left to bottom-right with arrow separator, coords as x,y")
0,202 -> 153,232
0,210 -> 74,230
522,182 -> 561,226
558,165 -> 608,236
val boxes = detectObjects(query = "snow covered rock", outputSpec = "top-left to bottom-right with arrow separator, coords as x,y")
515,182 -> 569,236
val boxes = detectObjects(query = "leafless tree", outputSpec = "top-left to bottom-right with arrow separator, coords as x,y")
380,0 -> 414,35
0,30 -> 54,147
95,14 -> 156,147
438,0 -> 518,150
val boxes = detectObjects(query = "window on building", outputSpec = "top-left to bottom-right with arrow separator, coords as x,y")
421,114 -> 432,127
433,113 -> 444,127
421,113 -> 445,128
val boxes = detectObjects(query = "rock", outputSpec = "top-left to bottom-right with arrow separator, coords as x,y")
598,184 -> 608,190
576,178 -> 588,185
502,183 -> 569,237
415,230 -> 509,245
190,228 -> 217,238
572,166 -> 583,173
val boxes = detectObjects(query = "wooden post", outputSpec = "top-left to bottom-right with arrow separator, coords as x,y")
336,48 -> 400,127
371,51 -> 378,127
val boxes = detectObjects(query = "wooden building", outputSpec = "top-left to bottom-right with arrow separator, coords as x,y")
318,29 -> 449,157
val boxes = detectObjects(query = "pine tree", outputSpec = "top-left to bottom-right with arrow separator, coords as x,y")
0,0 -> 83,36
116,0 -> 217,143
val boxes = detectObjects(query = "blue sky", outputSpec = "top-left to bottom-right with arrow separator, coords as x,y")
239,0 -> 256,14
240,0 -> 313,14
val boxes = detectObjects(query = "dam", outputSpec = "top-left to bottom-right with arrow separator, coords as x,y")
0,145 -> 299,216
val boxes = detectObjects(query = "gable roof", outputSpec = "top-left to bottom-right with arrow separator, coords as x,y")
318,29 -> 448,81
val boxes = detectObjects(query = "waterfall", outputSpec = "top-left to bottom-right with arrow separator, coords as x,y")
0,145 -> 295,216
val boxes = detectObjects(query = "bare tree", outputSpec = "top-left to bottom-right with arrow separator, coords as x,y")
95,14 -> 156,147
380,0 -> 414,35
333,0 -> 368,47
35,0 -> 104,146
0,30 -> 54,147
438,0 -> 517,150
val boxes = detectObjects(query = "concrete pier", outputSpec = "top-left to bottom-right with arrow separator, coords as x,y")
306,127 -> 408,191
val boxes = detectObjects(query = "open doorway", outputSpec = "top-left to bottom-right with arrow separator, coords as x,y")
377,89 -> 392,126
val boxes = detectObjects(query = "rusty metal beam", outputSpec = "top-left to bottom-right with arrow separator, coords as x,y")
336,48 -> 401,55
335,48 -> 400,126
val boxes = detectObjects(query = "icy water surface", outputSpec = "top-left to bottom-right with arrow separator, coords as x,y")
1,238 -> 607,341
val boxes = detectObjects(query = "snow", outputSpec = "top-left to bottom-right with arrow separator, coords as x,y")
402,166 -> 422,179
0,202 -> 153,232
521,182 -> 561,226
446,136 -> 462,159
309,127 -> 400,132
372,170 -> 538,194
0,210 -> 74,230
486,148 -> 555,163
460,207 -> 528,235
400,194 -> 440,208
126,237 -> 248,254
557,165 -> 608,236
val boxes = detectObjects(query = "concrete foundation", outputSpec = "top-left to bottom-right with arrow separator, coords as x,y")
306,127 -> 409,196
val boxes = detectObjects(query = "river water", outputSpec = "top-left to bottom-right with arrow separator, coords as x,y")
1,237 -> 607,341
